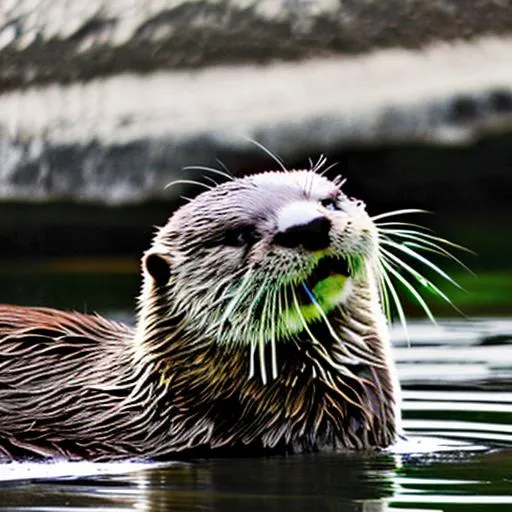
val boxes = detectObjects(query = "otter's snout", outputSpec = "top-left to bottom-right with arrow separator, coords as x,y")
274,202 -> 331,251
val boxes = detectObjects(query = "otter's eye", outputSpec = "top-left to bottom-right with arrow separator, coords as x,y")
223,226 -> 261,247
320,197 -> 340,211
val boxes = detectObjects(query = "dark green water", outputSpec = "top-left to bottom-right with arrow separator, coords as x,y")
0,268 -> 510,511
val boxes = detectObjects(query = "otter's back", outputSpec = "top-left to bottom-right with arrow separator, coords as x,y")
0,305 -> 137,460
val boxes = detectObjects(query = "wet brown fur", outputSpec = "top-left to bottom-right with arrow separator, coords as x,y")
0,171 -> 399,461
0,300 -> 395,461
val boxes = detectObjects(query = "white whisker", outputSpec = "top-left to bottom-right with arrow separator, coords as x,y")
319,161 -> 339,177
377,269 -> 391,321
182,165 -> 233,182
291,289 -> 361,375
375,221 -> 433,231
310,154 -> 328,174
258,292 -> 268,385
217,269 -> 255,328
379,246 -> 463,315
380,255 -> 437,324
332,175 -> 347,188
378,230 -> 472,273
270,289 -> 278,380
302,283 -> 385,367
371,209 -> 429,221
380,239 -> 463,289
164,179 -> 213,191
249,338 -> 256,380
379,227 -> 474,253
215,158 -> 234,177
244,137 -> 288,173
396,238 -> 474,275
377,260 -> 409,341
202,175 -> 220,187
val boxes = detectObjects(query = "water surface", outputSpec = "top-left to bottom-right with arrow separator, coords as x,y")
0,277 -> 510,511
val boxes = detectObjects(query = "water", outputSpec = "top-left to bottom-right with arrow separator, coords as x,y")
0,306 -> 510,510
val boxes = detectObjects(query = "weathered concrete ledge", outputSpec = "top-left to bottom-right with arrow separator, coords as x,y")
2,0 -> 512,90
1,36 -> 512,203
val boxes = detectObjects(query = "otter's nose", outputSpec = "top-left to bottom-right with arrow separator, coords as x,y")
274,202 -> 332,251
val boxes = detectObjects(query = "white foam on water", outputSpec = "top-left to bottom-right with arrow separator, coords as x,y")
390,434 -> 488,455
0,460 -> 173,483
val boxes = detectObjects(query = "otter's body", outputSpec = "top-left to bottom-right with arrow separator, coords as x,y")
0,169 -> 401,461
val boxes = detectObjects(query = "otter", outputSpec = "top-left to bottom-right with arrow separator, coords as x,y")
0,164 -> 454,461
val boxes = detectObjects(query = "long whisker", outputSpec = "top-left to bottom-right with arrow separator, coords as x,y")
378,227 -> 474,253
244,137 -> 288,173
208,267 -> 247,309
164,179 -> 213,191
379,255 -> 437,324
377,260 -> 409,340
371,209 -> 429,221
318,161 -> 339,177
258,289 -> 269,385
246,278 -> 270,321
270,288 -> 278,380
310,155 -> 328,174
249,337 -> 257,380
379,229 -> 468,260
301,284 -> 385,367
388,237 -> 474,275
377,267 -> 391,321
259,282 -> 280,382
215,159 -> 234,178
182,165 -> 233,182
202,175 -> 220,188
215,269 -> 256,340
304,161 -> 314,197
300,285 -> 354,360
245,278 -> 270,381
291,290 -> 360,378
332,175 -> 347,188
379,247 -> 463,315
218,269 -> 255,321
375,221 -> 434,231
380,239 -> 463,290
291,290 -> 323,347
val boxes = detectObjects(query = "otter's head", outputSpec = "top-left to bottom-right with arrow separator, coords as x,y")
136,167 -> 459,382
138,171 -> 378,358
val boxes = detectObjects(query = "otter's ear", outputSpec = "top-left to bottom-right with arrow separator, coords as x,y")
143,250 -> 173,286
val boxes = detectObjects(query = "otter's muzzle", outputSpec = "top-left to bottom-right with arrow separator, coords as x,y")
274,202 -> 332,251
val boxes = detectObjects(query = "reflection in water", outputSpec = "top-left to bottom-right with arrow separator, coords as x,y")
138,456 -> 396,511
1,448 -> 511,511
0,320 -> 510,511
0,455 -> 398,511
